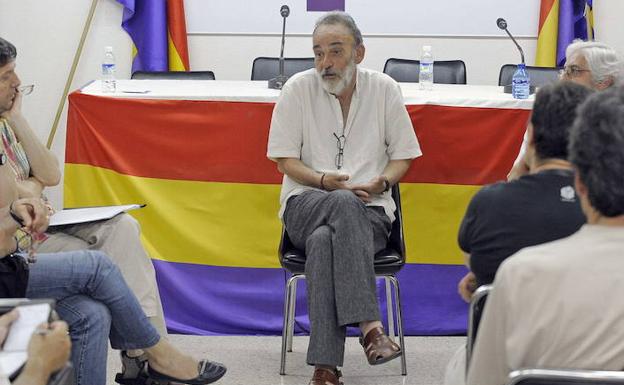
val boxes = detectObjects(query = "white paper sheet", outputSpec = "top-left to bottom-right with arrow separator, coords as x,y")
49,204 -> 144,227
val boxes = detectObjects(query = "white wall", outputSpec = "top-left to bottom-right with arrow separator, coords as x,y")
0,0 -> 622,207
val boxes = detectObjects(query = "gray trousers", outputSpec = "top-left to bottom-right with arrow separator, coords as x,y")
283,189 -> 391,366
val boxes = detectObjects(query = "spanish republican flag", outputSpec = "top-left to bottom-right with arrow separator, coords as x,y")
117,0 -> 190,72
536,0 -> 594,67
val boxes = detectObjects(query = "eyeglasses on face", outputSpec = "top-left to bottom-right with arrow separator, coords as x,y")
333,132 -> 345,170
560,65 -> 591,78
17,84 -> 34,96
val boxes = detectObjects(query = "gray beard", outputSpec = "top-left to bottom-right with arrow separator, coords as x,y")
317,59 -> 356,95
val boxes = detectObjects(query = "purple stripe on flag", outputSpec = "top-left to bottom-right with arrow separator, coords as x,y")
307,0 -> 345,12
153,260 -> 468,336
117,0 -> 168,73
557,0 -> 590,67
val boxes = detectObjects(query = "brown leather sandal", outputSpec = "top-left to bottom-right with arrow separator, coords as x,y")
360,326 -> 402,365
308,367 -> 343,385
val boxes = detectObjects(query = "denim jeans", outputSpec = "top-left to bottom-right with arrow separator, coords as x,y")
25,250 -> 161,385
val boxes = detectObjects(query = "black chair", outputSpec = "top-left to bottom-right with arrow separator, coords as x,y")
278,185 -> 407,375
251,57 -> 315,81
383,58 -> 467,84
131,71 -> 215,80
498,65 -> 559,87
508,369 -> 624,385
465,284 -> 492,376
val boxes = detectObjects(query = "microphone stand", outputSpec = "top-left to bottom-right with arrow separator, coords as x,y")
497,18 -> 535,94
269,10 -> 289,89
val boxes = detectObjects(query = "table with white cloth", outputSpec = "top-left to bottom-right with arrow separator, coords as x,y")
64,80 -> 533,335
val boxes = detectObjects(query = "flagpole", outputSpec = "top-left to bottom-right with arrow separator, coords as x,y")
46,0 -> 99,149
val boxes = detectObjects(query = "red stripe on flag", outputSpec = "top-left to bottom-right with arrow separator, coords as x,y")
538,0 -> 557,34
66,93 -> 529,185
167,0 -> 190,70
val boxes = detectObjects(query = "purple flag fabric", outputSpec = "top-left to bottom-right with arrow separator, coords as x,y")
153,260 -> 468,336
307,0 -> 345,12
556,0 -> 591,67
117,0 -> 168,73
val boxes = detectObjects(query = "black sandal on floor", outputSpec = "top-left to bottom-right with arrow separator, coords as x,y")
147,359 -> 226,385
115,351 -> 152,385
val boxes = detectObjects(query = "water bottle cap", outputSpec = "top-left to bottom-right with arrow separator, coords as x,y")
105,46 -> 113,53
518,63 -> 526,69
423,45 -> 432,52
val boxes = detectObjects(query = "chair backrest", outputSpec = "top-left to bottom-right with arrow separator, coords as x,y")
498,64 -> 559,87
251,57 -> 315,81
383,58 -> 467,84
508,369 -> 624,385
131,71 -> 216,80
279,184 -> 405,273
466,284 -> 493,375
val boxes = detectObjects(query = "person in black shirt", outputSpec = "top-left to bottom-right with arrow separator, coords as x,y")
457,82 -> 593,302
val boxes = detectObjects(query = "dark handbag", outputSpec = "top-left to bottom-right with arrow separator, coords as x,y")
0,254 -> 29,298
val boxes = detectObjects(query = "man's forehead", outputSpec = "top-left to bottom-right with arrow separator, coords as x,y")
0,61 -> 16,75
313,24 -> 353,44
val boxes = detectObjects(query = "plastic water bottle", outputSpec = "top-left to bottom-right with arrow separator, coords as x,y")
102,46 -> 116,93
512,63 -> 530,99
419,45 -> 434,90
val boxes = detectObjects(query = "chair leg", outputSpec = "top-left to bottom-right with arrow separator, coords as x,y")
389,275 -> 407,376
280,275 -> 298,375
286,276 -> 299,352
384,276 -> 395,342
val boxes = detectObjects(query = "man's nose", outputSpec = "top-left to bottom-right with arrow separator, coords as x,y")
12,73 -> 21,88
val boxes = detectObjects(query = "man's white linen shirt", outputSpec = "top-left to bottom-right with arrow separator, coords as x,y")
467,225 -> 624,385
267,67 -> 422,221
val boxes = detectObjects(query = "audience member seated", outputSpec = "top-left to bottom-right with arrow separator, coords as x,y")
444,82 -> 593,385
0,310 -> 71,385
467,85 -> 624,385
0,166 -> 226,384
508,40 -> 623,180
0,36 -> 168,372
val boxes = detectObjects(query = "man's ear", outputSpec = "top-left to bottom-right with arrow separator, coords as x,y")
574,171 -> 588,198
595,76 -> 614,90
355,44 -> 365,64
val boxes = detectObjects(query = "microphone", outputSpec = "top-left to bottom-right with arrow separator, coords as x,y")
496,18 -> 525,64
269,5 -> 291,90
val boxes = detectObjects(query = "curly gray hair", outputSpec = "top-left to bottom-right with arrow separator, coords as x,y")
313,11 -> 363,47
566,40 -> 623,86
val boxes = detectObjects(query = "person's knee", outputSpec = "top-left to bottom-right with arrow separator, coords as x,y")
305,225 -> 332,251
106,213 -> 141,236
85,250 -> 122,277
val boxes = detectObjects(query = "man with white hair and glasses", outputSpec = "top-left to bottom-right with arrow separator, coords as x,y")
508,40 -> 623,180
267,11 -> 421,385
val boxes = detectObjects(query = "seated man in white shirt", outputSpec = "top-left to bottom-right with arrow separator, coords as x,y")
0,310 -> 71,385
467,85 -> 624,385
266,11 -> 421,385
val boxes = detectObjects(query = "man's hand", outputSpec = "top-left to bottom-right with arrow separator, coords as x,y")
18,321 -> 71,384
458,271 -> 478,303
0,309 -> 19,345
322,172 -> 350,191
11,197 -> 49,234
349,176 -> 387,203
0,90 -> 23,123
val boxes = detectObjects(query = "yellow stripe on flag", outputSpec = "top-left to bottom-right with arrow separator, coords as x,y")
65,164 -> 282,268
64,165 -> 478,268
535,1 -> 560,67
167,33 -> 187,71
402,183 -> 480,265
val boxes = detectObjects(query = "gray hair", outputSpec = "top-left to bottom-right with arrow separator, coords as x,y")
569,85 -> 624,217
313,11 -> 363,47
566,40 -> 623,86
0,37 -> 17,67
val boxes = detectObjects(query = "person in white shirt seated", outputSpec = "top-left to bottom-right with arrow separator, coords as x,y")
467,85 -> 624,385
266,11 -> 421,385
508,40 -> 623,180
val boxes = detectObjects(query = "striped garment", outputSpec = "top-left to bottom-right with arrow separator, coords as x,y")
0,118 -> 30,181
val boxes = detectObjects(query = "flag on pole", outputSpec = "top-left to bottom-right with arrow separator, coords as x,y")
117,0 -> 190,73
535,0 -> 594,67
